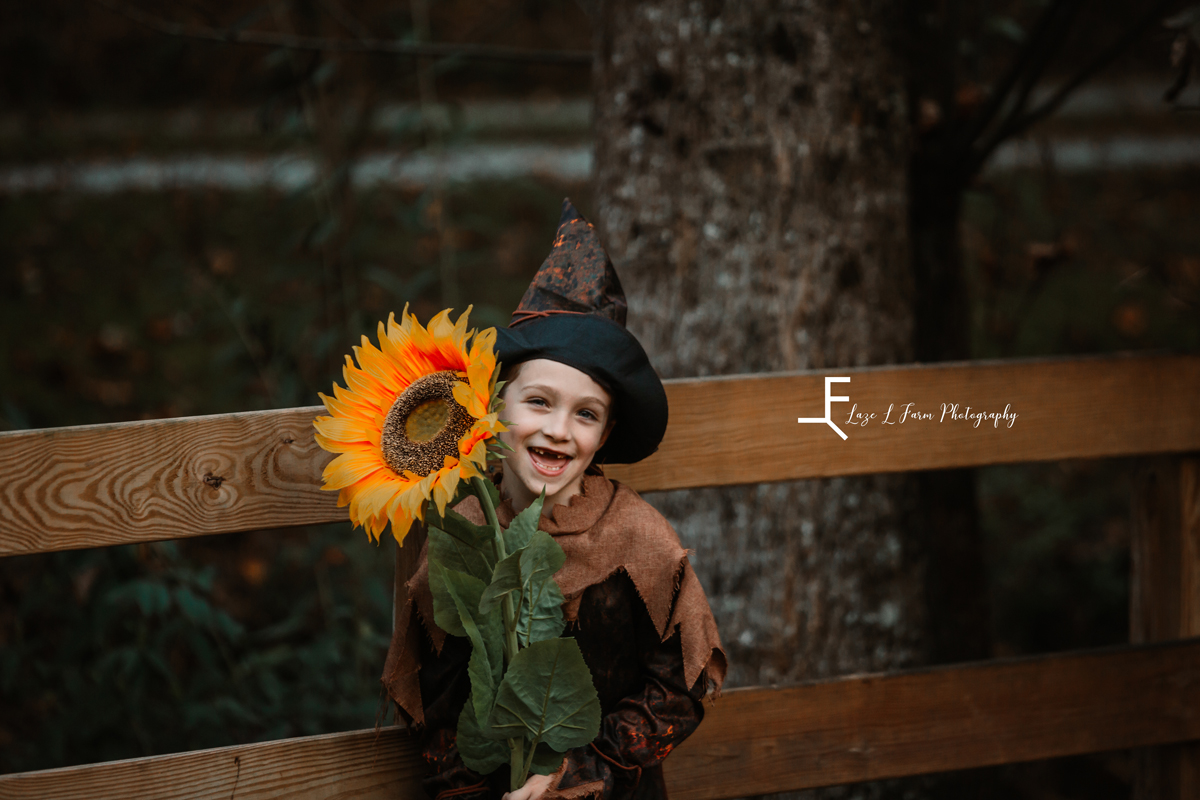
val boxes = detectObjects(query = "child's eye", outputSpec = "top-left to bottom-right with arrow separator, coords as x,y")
527,397 -> 548,407
578,409 -> 598,421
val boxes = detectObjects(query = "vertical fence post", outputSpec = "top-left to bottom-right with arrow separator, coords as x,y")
393,522 -> 428,720
393,523 -> 428,628
1132,456 -> 1200,799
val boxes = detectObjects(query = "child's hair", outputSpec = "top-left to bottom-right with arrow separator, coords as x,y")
497,361 -> 525,399
495,359 -> 612,476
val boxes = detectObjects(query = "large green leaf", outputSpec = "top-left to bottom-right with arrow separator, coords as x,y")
528,742 -> 568,776
516,531 -> 566,646
428,519 -> 495,585
503,492 -> 545,554
489,638 -> 601,753
437,507 -> 494,549
479,550 -> 523,617
457,693 -> 510,774
427,560 -> 472,638
428,561 -> 504,722
479,521 -> 566,645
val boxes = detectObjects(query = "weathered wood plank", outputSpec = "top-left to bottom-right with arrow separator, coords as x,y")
0,407 -> 334,556
1132,457 -> 1200,800
3,640 -> 1199,800
662,638 -> 1200,799
3,354 -> 1199,556
0,726 -> 422,800
611,353 -> 1200,493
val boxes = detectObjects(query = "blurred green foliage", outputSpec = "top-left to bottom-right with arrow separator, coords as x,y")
0,181 -> 575,430
964,167 -> 1200,663
965,170 -> 1200,360
979,460 -> 1133,656
0,526 -> 391,771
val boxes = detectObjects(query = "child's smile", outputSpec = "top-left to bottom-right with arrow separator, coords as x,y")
528,445 -> 572,476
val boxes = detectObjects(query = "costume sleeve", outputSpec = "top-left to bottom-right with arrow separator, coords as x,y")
417,630 -> 496,800
550,604 -> 706,799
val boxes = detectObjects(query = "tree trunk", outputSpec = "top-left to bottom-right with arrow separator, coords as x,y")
592,0 -> 925,712
909,167 -> 990,665
906,0 -> 992,665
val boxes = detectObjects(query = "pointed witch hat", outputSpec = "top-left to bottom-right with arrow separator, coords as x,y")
495,199 -> 668,465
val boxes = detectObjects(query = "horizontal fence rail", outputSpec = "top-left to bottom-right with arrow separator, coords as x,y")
2,638 -> 1198,799
2,353 -> 1198,557
616,353 -> 1200,492
0,727 -> 422,800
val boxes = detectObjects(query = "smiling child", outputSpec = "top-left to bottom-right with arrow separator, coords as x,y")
383,200 -> 726,800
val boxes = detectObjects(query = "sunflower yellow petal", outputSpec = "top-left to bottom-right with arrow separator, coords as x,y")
313,416 -> 382,447
343,360 -> 386,403
314,431 -> 363,454
451,306 -> 472,347
318,391 -> 376,422
322,451 -> 387,491
462,436 -> 488,472
389,513 -> 415,546
457,455 -> 483,481
451,380 -> 488,419
427,308 -> 454,340
431,471 -> 454,517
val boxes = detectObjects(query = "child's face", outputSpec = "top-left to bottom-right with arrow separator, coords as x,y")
498,359 -> 613,514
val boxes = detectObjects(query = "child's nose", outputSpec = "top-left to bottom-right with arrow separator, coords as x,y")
542,409 -> 571,441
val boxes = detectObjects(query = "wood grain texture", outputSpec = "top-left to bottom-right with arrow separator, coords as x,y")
0,407 -> 336,556
1132,457 -> 1200,800
1182,459 -> 1200,642
609,353 -> 1200,492
3,354 -> 1199,556
0,726 -> 422,800
661,638 -> 1200,800
4,640 -> 1200,799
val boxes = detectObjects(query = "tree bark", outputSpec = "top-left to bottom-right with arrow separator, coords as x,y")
592,0 -> 926,712
906,2 -> 991,666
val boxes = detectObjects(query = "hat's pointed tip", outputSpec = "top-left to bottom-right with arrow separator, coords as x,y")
559,197 -> 584,226
511,197 -> 624,326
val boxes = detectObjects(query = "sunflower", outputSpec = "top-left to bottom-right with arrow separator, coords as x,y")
313,306 -> 504,545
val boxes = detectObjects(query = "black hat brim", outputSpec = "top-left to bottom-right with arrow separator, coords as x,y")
495,315 -> 668,465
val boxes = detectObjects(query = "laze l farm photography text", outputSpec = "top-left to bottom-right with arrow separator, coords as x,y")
844,402 -> 1020,429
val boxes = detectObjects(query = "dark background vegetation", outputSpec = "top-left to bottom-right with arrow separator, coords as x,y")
1,1 -> 1198,796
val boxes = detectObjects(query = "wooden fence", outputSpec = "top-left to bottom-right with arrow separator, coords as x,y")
1,352 -> 1198,799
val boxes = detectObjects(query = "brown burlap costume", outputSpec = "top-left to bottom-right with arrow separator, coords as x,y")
382,474 -> 726,800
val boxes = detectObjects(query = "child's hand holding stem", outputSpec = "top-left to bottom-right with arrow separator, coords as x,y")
503,772 -> 554,800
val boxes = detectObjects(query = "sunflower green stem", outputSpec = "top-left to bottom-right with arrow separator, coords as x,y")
471,476 -> 527,792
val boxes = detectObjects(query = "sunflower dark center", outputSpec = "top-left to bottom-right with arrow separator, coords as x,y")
381,371 -> 474,477
406,398 -> 451,443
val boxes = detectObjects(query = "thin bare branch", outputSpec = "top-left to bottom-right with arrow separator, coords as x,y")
955,0 -> 1078,159
951,0 -> 1082,180
90,0 -> 592,64
969,0 -> 1178,173
1001,6 -> 1082,117
1164,39 -> 1193,102
969,0 -> 1083,164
